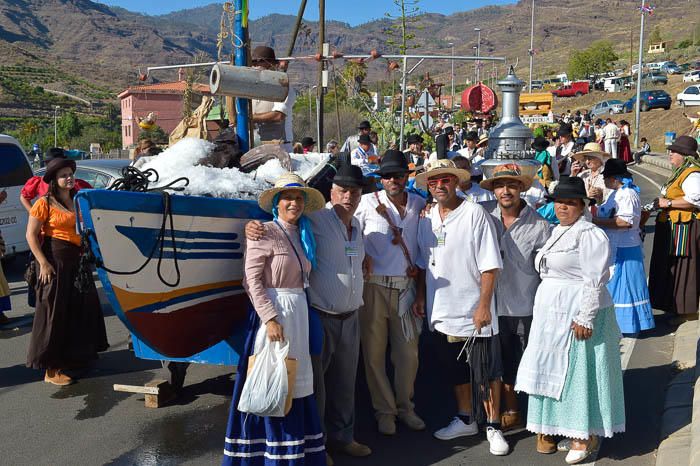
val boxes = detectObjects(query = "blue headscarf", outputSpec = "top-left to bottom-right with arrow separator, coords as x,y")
272,192 -> 318,269
615,176 -> 640,193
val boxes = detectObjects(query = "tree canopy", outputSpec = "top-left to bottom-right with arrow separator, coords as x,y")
567,40 -> 619,79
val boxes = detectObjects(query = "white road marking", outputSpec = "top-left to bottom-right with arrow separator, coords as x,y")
629,167 -> 663,191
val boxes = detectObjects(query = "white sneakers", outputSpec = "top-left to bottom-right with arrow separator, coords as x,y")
486,427 -> 509,456
433,417 -> 479,440
434,418 -> 510,456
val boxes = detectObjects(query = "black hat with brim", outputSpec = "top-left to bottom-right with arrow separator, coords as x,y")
465,131 -> 479,142
558,124 -> 573,137
601,158 -> 632,179
251,46 -> 278,63
374,150 -> 410,176
358,134 -> 372,144
301,136 -> 316,148
358,120 -> 371,130
545,176 -> 596,205
668,135 -> 699,157
406,134 -> 423,145
43,157 -> 76,183
332,162 -> 366,188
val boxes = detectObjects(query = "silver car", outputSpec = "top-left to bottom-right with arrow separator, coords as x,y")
36,159 -> 132,189
590,100 -> 624,118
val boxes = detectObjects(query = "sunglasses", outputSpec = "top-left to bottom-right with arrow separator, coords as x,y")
381,173 -> 406,180
427,176 -> 455,188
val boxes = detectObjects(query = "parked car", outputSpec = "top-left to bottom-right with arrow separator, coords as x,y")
590,100 -> 625,118
530,80 -> 544,90
661,62 -> 682,74
0,134 -> 33,257
621,90 -> 672,112
677,85 -> 700,107
551,81 -> 589,97
35,159 -> 131,190
683,71 -> 700,83
636,71 -> 668,85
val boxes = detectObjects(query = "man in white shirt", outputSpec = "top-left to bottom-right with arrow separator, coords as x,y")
479,164 -> 551,431
411,159 -> 509,456
341,120 -> 372,153
603,118 -> 621,159
452,156 -> 495,203
548,124 -> 574,176
250,46 -> 295,152
350,134 -> 378,175
355,150 -> 427,436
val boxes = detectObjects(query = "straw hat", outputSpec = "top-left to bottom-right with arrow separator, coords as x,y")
480,163 -> 533,191
258,173 -> 325,214
574,142 -> 610,163
414,159 -> 470,190
477,135 -> 489,147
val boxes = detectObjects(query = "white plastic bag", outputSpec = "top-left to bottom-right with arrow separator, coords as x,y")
238,339 -> 290,417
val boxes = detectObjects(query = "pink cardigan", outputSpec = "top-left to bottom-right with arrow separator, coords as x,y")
243,220 -> 311,323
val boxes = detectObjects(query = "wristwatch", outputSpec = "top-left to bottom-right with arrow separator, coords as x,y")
668,199 -> 673,208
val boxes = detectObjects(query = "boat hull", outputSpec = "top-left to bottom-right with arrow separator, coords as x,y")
75,189 -> 271,365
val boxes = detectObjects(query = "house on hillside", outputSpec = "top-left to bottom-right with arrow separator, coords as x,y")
648,41 -> 671,54
118,79 -> 210,148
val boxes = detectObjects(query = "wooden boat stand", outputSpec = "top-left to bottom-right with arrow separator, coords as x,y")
113,379 -> 177,408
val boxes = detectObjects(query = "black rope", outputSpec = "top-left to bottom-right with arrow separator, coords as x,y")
76,166 -> 188,290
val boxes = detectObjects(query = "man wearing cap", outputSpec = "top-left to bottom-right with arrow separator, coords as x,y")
250,46 -> 296,152
602,118 -> 621,159
350,134 -> 378,175
411,159 -> 509,456
548,124 -> 575,177
403,134 -> 425,167
301,136 -> 316,154
342,120 -> 372,153
479,165 -> 551,432
245,163 -> 372,463
354,150 -> 426,436
571,142 -> 611,205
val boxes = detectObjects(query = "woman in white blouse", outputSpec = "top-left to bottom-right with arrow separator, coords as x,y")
593,159 -> 655,335
515,177 -> 625,465
649,136 -> 700,318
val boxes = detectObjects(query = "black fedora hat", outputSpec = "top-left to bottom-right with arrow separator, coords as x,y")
301,136 -> 316,148
668,135 -> 699,157
558,124 -> 573,137
45,147 -> 66,161
601,158 -> 632,179
332,162 -> 366,188
531,136 -> 550,151
545,176 -> 596,205
251,46 -> 278,63
358,134 -> 372,145
374,150 -> 410,177
42,157 -> 76,183
443,126 -> 454,135
358,120 -> 371,130
406,134 -> 423,145
465,131 -> 479,142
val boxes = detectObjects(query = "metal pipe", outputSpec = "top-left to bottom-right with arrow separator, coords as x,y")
475,28 -> 482,82
145,54 -> 506,74
234,0 -> 249,152
399,56 -> 408,150
634,0 -> 645,149
317,0 -> 325,148
528,0 -> 535,93
449,43 -> 455,111
286,0 -> 308,58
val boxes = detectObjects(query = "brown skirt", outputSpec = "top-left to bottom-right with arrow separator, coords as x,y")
26,237 -> 109,370
648,218 -> 700,315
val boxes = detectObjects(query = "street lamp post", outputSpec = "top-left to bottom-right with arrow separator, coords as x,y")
634,0 -> 647,148
475,28 -> 482,82
473,46 -> 478,84
449,42 -> 455,111
528,0 -> 535,93
53,106 -> 60,147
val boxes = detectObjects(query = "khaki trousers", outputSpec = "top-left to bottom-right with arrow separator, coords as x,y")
359,280 -> 419,419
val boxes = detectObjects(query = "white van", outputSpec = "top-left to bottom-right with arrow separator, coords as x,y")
0,135 -> 33,256
604,77 -> 625,93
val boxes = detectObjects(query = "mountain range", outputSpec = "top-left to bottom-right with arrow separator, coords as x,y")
0,0 -> 697,100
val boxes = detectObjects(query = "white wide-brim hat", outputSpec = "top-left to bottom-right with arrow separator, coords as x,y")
414,159 -> 471,190
574,142 -> 611,163
258,173 -> 325,214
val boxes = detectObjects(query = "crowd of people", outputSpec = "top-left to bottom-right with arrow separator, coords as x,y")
9,119 -> 700,465
219,133 -> 700,466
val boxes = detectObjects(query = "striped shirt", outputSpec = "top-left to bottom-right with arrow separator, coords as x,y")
307,203 -> 365,314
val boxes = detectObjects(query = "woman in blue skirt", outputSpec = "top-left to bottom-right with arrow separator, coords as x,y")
593,158 -> 655,335
223,174 -> 326,466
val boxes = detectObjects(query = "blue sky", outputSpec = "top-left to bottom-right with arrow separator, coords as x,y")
99,0 -> 516,26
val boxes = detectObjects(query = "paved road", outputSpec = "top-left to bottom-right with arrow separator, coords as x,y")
0,166 -> 680,465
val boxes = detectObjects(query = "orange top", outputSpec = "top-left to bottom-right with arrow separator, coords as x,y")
30,197 -> 81,247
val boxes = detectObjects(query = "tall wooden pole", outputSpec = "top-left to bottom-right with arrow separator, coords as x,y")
286,0 -> 308,58
317,0 -> 325,148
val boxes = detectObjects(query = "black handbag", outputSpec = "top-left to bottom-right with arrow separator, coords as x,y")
24,257 -> 37,288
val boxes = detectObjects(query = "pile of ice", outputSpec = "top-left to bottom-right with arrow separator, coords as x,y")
139,138 -> 327,199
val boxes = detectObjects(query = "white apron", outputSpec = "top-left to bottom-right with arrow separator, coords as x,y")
253,288 -> 313,399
